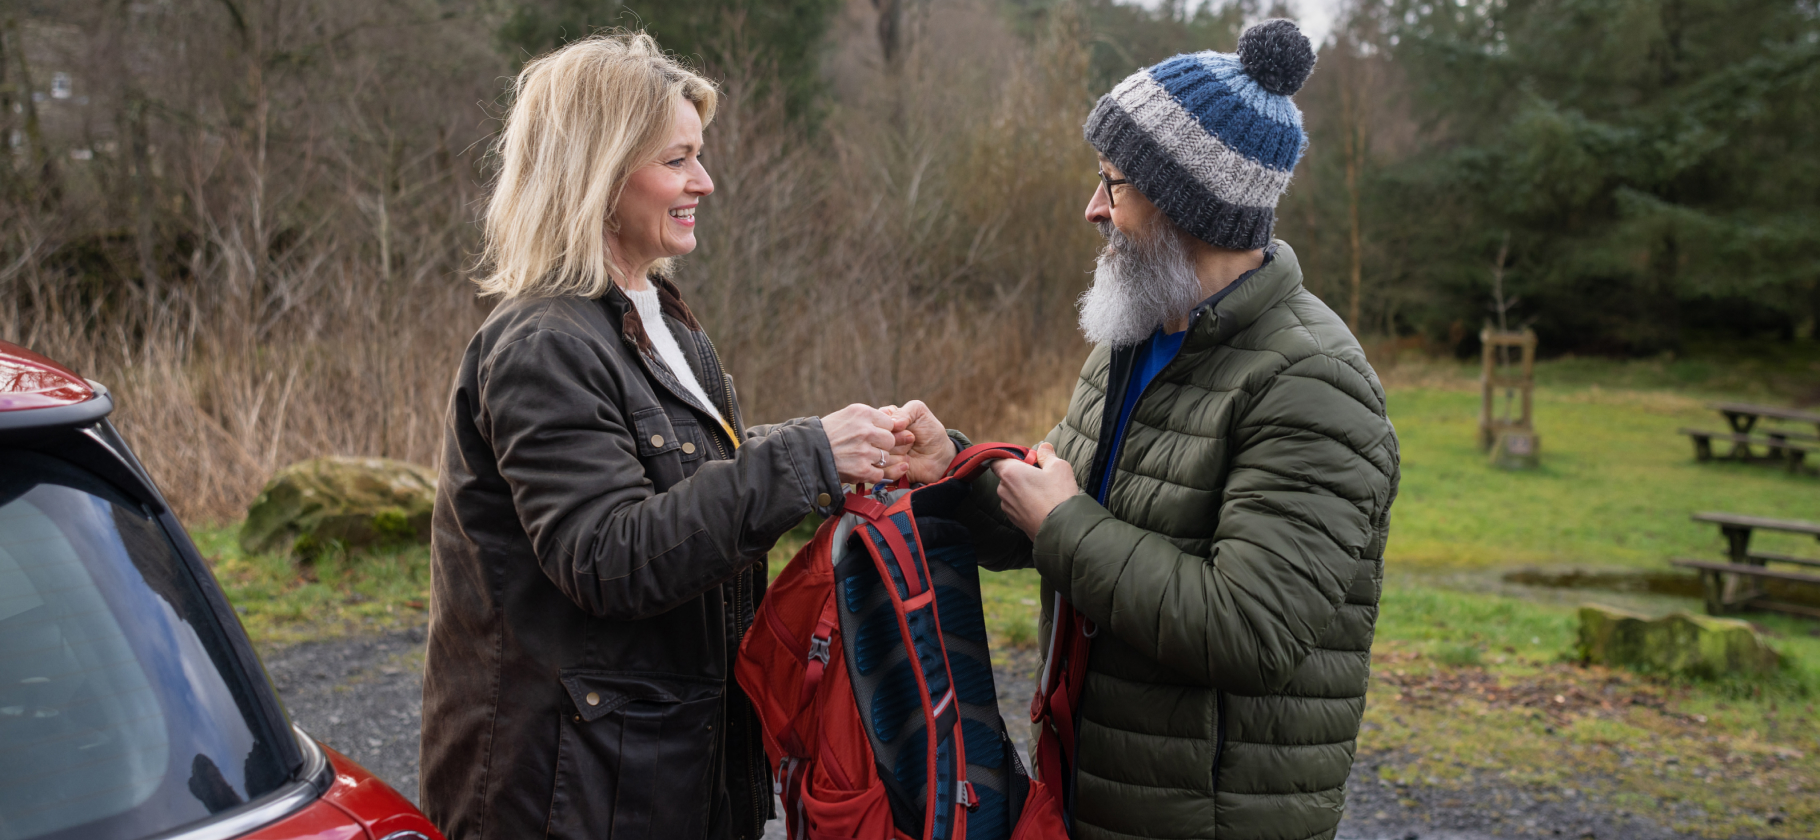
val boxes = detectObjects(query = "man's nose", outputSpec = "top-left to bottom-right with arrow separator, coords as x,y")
1085,182 -> 1111,225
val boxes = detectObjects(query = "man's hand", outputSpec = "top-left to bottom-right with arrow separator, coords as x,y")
883,400 -> 958,485
989,442 -> 1080,539
822,404 -> 915,485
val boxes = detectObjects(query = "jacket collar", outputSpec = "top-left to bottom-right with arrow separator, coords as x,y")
599,277 -> 729,424
600,275 -> 703,350
1181,240 -> 1304,354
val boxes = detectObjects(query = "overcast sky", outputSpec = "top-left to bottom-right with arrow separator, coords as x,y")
1128,0 -> 1345,48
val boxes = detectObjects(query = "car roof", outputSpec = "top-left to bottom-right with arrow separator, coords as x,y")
0,340 -> 114,432
0,340 -> 147,508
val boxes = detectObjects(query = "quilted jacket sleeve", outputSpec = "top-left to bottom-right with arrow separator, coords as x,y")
481,329 -> 842,621
1032,357 -> 1396,695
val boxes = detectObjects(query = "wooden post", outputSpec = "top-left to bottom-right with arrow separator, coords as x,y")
1479,330 -> 1496,451
1519,328 -> 1536,428
1481,326 -> 1539,467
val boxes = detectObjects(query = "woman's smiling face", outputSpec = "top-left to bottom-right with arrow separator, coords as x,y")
608,96 -> 713,287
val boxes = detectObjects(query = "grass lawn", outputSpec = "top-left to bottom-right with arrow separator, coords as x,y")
193,347 -> 1820,835
189,524 -> 434,649
1387,381 -> 1819,570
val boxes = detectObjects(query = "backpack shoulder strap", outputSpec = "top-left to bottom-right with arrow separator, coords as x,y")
1030,597 -> 1094,829
946,443 -> 1032,482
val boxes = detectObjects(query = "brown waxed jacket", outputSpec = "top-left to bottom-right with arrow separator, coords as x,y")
421,277 -> 844,840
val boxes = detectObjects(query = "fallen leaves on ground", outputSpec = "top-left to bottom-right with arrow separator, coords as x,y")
1374,651 -> 1705,725
1361,642 -> 1818,839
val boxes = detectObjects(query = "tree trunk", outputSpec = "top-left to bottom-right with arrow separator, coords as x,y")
1341,62 -> 1364,335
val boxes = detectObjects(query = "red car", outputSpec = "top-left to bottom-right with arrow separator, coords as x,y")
0,341 -> 443,840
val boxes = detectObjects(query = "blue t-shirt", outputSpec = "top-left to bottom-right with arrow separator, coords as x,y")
1093,250 -> 1273,503
1095,328 -> 1185,501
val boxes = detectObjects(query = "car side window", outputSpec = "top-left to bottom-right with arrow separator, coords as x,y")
0,452 -> 289,839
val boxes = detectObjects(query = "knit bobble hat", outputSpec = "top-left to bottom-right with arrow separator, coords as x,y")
1083,19 -> 1316,250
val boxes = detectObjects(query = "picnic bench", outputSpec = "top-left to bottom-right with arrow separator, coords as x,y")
1670,511 -> 1820,618
1679,401 -> 1820,473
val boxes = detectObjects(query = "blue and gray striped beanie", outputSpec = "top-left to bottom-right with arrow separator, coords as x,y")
1084,19 -> 1316,251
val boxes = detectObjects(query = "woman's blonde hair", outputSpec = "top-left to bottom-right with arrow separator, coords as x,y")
478,31 -> 717,299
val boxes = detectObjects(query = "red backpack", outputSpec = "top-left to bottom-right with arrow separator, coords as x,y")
736,444 -> 1084,840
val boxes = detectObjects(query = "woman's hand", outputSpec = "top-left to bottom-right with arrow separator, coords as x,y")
883,400 -> 958,485
990,442 -> 1081,539
822,404 -> 914,485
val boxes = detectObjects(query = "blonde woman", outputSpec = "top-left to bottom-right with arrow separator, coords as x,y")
421,33 -> 913,840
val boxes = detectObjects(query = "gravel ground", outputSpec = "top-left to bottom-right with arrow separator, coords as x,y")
264,628 -> 1709,840
262,626 -> 430,801
1337,761 -> 1709,840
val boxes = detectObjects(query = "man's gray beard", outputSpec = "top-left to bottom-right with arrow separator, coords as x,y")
1076,217 -> 1204,347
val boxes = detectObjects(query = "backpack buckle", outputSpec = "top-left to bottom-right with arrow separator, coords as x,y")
774,756 -> 794,795
806,634 -> 831,665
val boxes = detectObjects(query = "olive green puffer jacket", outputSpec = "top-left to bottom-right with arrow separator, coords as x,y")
974,241 -> 1399,840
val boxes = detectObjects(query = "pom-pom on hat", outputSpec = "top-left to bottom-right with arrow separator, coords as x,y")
1084,18 -> 1316,250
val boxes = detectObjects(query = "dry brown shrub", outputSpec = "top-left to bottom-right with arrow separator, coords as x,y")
4,0 -> 1102,523
684,0 -> 1100,440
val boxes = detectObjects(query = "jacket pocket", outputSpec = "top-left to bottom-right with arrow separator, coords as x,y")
631,407 -> 682,458
546,670 -> 724,840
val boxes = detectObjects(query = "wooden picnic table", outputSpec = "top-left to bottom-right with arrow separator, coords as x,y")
1671,512 -> 1820,617
1680,403 -> 1820,470
1710,401 -> 1820,436
1692,511 -> 1820,566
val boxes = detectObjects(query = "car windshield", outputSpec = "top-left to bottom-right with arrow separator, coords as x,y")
0,450 -> 291,840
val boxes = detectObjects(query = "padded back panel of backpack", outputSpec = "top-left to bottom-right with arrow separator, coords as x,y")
834,480 -> 1028,840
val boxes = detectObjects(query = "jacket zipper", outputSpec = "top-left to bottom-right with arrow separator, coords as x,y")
724,373 -> 744,439
1211,690 -> 1227,793
1148,308 -> 1227,795
729,564 -> 766,834
695,331 -> 765,833
700,331 -> 743,436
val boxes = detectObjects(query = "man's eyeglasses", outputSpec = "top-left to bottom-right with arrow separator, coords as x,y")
1097,170 -> 1131,209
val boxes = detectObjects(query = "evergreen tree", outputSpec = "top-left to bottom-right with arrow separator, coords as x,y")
1385,0 -> 1820,351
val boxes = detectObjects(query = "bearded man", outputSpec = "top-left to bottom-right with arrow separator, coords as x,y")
892,20 -> 1401,840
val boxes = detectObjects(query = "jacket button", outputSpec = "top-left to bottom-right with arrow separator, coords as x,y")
650,434 -> 664,448
585,692 -> 600,706
816,492 -> 831,507
681,441 -> 696,455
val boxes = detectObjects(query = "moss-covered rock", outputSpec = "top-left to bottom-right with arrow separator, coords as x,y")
240,456 -> 437,560
1576,604 -> 1782,679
